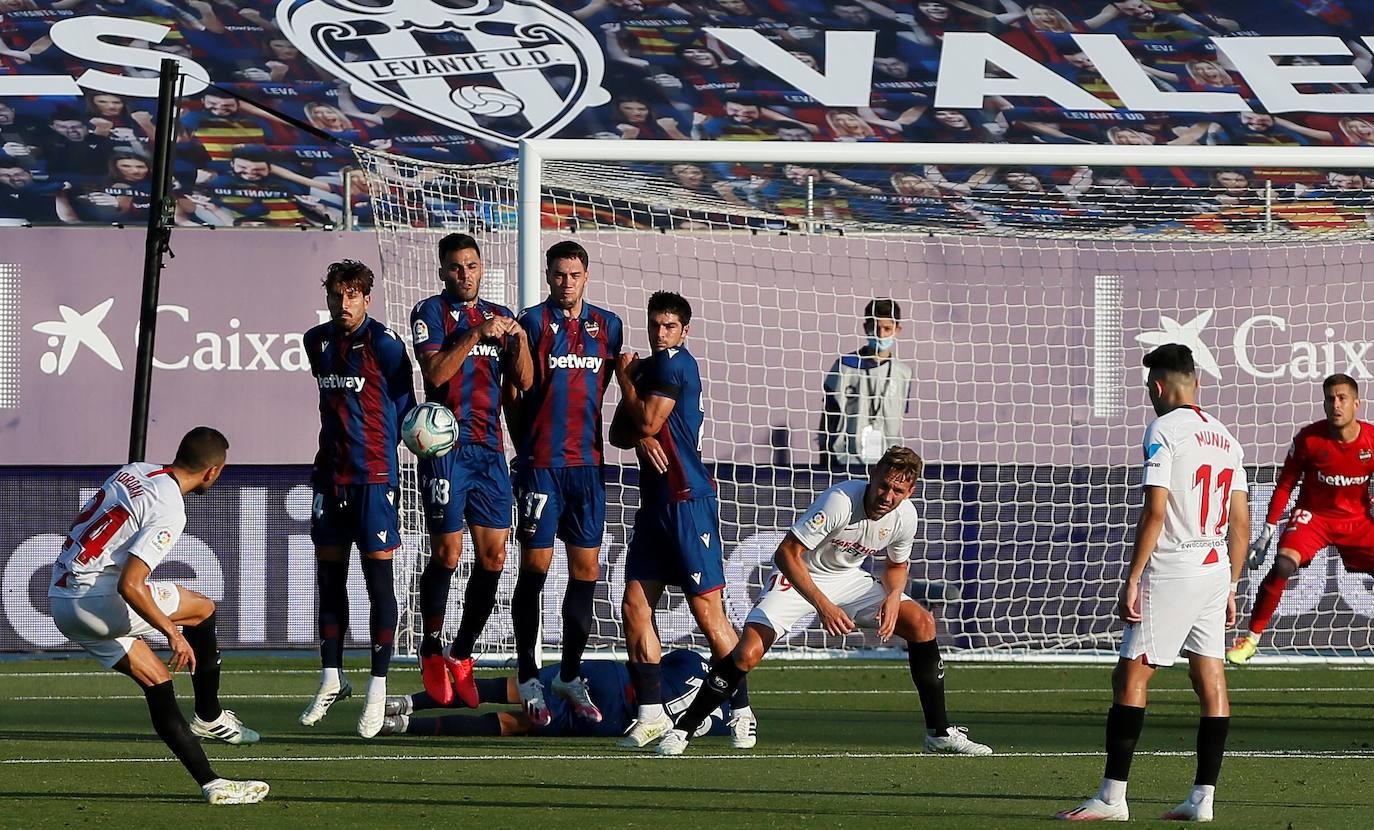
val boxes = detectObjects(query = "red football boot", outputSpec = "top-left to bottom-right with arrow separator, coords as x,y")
420,652 -> 454,706
446,655 -> 480,708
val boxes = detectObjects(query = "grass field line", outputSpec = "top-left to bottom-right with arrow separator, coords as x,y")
6,749 -> 1374,766
12,685 -> 1374,702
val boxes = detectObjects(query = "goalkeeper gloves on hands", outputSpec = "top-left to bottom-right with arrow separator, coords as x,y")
1247,523 -> 1277,570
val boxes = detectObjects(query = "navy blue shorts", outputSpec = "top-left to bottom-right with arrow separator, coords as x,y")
418,445 -> 513,535
513,465 -> 605,549
625,496 -> 725,595
310,483 -> 401,554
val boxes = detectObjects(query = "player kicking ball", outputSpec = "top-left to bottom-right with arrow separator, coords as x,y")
378,649 -> 735,740
1058,344 -> 1247,822
654,446 -> 992,757
47,427 -> 268,805
1228,373 -> 1374,665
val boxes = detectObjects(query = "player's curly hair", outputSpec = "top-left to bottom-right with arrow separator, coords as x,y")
876,446 -> 923,483
323,259 -> 374,295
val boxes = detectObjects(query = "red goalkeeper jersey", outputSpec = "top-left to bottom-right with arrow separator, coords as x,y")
1266,420 -> 1374,524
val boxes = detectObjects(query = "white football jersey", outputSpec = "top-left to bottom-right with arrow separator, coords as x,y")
787,479 -> 919,575
49,462 -> 186,597
1141,405 -> 1247,579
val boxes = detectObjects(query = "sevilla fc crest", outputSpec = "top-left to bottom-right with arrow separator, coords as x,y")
277,0 -> 610,147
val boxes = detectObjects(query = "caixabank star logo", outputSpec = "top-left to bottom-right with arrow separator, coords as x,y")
278,0 -> 611,148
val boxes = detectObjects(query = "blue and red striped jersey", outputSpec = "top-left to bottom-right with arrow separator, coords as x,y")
635,346 -> 715,504
410,293 -> 515,453
515,298 -> 623,468
305,316 -> 415,487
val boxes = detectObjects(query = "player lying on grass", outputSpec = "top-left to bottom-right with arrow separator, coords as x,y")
379,648 -> 733,739
1229,373 -> 1374,665
47,427 -> 268,805
652,446 -> 993,757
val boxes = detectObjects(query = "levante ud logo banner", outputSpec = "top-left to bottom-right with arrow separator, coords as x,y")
276,0 -> 611,147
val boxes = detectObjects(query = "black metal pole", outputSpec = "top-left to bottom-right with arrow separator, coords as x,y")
128,58 -> 181,463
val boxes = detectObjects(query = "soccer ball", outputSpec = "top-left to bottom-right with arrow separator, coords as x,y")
401,402 -> 458,459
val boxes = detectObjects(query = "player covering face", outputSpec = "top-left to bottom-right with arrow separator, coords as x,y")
654,446 -> 991,757
1228,374 -> 1374,665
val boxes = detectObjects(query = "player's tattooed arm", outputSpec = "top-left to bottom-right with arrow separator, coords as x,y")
775,534 -> 855,636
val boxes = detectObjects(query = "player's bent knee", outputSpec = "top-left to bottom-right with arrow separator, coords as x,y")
172,588 -> 215,626
1273,552 -> 1300,578
118,643 -> 172,688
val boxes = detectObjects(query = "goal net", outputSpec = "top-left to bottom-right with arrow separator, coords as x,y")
355,141 -> 1374,663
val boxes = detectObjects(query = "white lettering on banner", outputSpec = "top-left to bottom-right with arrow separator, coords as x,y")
45,17 -> 210,96
35,299 -> 316,375
935,32 -> 1111,111
1072,34 -> 1249,113
1139,311 -> 1374,382
7,15 -> 1374,117
704,28 -> 875,106
1214,36 -> 1374,114
548,354 -> 603,371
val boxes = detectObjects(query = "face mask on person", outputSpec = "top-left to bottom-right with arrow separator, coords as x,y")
868,335 -> 895,352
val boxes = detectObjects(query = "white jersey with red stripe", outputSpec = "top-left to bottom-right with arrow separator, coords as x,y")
48,462 -> 186,598
1141,405 -> 1247,579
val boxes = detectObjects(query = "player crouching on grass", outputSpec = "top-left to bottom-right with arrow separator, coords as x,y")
1058,344 -> 1247,822
654,446 -> 992,757
47,427 -> 268,805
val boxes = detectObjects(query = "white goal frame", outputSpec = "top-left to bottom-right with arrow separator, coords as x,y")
506,139 -> 1374,665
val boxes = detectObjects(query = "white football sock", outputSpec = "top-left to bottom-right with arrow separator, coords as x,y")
366,675 -> 387,703
638,704 -> 665,721
1189,784 -> 1215,803
320,667 -> 341,687
1097,777 -> 1128,804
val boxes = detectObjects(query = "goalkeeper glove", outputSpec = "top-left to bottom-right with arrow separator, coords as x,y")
1247,523 -> 1277,570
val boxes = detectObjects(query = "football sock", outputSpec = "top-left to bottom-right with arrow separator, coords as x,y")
476,677 -> 508,704
143,679 -> 216,786
908,639 -> 949,734
730,676 -> 751,710
512,568 -> 548,682
675,656 -> 748,739
181,613 -> 222,721
417,559 -> 456,657
316,559 -> 349,669
1104,703 -> 1146,782
1096,777 -> 1128,805
1249,557 -> 1297,635
361,557 -> 397,677
1195,716 -> 1230,786
629,661 -> 663,707
559,578 -> 597,682
410,712 -> 503,737
452,566 -> 502,660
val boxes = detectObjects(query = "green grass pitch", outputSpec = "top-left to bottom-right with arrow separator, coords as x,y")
3,655 -> 1373,828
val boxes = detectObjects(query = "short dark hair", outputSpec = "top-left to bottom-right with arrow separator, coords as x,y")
647,291 -> 692,325
49,107 -> 83,123
1142,343 -> 1195,376
1324,373 -> 1360,397
174,426 -> 228,471
323,259 -> 374,295
864,298 -> 902,324
546,240 -> 588,270
438,232 -> 480,261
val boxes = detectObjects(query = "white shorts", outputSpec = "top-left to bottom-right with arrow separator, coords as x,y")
50,581 -> 181,669
746,567 -> 912,636
1119,570 -> 1227,668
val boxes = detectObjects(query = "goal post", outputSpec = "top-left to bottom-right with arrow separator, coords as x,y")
358,139 -> 1374,664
